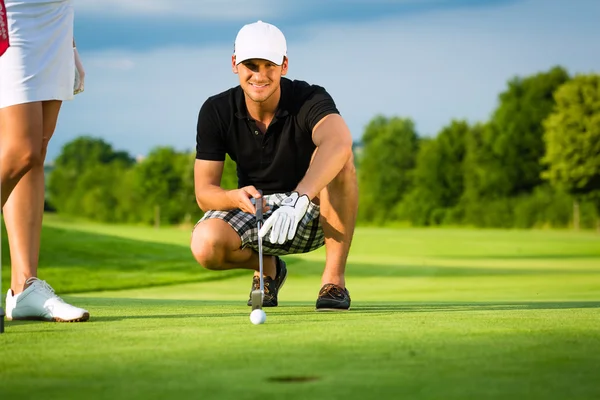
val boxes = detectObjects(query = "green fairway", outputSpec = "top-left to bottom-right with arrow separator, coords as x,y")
1,215 -> 599,399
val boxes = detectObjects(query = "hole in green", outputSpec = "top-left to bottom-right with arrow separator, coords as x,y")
267,376 -> 320,383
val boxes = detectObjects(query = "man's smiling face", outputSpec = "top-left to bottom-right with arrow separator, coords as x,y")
232,56 -> 288,104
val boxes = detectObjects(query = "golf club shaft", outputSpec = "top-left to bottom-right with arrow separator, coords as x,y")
258,222 -> 264,295
256,190 -> 264,300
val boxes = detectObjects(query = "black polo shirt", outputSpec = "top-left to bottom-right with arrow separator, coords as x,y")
195,77 -> 340,195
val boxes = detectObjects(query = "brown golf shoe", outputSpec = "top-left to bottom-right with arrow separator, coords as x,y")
315,283 -> 351,311
247,257 -> 288,307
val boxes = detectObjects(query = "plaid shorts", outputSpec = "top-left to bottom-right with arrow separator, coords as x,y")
197,193 -> 325,256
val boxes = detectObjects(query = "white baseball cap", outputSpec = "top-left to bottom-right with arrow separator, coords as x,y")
234,21 -> 287,66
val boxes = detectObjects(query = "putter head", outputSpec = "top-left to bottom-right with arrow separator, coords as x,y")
251,289 -> 263,311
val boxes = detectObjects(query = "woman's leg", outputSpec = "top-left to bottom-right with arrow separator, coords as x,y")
1,100 -> 88,322
0,102 -> 44,207
1,100 -> 61,293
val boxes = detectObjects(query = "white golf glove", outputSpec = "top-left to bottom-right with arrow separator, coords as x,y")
258,192 -> 310,244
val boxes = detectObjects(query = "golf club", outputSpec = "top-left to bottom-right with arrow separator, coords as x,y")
251,190 -> 264,311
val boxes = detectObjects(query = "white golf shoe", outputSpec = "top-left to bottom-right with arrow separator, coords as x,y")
5,277 -> 90,322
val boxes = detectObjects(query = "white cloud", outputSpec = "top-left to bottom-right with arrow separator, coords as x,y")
53,0 -> 600,160
74,0 -> 285,20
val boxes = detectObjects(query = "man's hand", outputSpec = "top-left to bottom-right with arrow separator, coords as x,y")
227,186 -> 269,214
258,192 -> 310,244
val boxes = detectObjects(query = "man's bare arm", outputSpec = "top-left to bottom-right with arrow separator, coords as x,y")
194,159 -> 262,213
194,159 -> 230,211
294,114 -> 354,200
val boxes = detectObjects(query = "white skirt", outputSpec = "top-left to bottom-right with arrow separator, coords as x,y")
0,0 -> 75,109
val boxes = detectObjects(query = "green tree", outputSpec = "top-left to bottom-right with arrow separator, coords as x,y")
462,123 -> 492,200
75,162 -> 132,222
178,151 -> 202,225
401,120 -> 469,225
52,135 -> 133,172
542,73 -> 600,224
460,123 -> 506,226
48,136 -> 134,216
358,116 -> 419,223
396,137 -> 439,225
478,66 -> 570,198
112,168 -> 142,223
432,120 -> 468,209
133,147 -> 192,226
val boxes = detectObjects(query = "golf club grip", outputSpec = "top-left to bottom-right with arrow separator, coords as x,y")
256,190 -> 263,222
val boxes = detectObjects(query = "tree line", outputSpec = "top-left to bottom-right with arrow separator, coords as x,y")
358,66 -> 599,229
47,66 -> 600,229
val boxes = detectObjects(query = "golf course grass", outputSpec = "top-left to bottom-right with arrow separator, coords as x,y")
1,214 -> 599,399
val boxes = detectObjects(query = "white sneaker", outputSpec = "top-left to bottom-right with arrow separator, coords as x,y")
5,277 -> 90,322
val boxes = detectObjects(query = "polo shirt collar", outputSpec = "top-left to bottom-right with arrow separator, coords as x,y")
234,78 -> 291,120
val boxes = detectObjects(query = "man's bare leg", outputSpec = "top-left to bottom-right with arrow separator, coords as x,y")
318,154 -> 358,289
191,218 -> 277,278
191,218 -> 287,307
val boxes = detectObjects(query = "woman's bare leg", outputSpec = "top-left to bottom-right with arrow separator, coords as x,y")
1,100 -> 62,293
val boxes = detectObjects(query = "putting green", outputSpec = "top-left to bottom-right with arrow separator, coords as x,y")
0,217 -> 599,399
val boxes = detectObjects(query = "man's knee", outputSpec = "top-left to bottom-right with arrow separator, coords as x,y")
190,222 -> 231,270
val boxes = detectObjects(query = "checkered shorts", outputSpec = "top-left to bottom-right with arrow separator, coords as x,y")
198,193 -> 325,256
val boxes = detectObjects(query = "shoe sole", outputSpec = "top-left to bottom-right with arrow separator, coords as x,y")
7,312 -> 90,322
315,307 -> 350,312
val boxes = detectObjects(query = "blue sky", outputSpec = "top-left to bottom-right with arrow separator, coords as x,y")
51,0 -> 600,161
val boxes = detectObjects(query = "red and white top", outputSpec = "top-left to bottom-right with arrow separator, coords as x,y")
0,0 -> 9,57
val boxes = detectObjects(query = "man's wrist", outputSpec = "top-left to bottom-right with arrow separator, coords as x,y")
292,187 -> 314,201
224,189 -> 238,208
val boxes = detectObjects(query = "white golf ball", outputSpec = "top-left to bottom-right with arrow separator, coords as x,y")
250,309 -> 267,325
